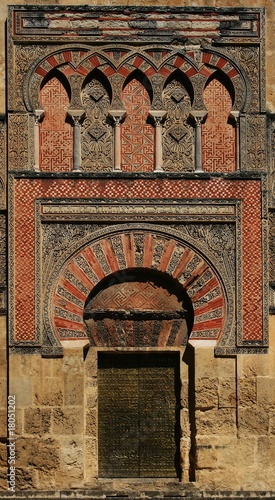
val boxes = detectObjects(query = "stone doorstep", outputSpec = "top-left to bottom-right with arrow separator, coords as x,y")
0,493 -> 275,500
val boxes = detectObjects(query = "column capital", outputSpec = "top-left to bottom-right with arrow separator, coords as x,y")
67,108 -> 85,122
149,110 -> 167,125
189,110 -> 208,125
108,109 -> 126,124
34,109 -> 44,122
230,110 -> 240,125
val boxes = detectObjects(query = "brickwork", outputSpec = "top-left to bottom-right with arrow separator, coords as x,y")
40,76 -> 73,172
202,79 -> 236,172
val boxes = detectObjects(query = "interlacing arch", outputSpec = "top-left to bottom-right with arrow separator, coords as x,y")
25,46 -> 246,112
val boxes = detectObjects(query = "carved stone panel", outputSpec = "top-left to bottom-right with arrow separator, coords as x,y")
8,114 -> 29,170
81,79 -> 113,171
246,115 -> 266,170
269,211 -> 275,283
0,118 -> 6,209
162,79 -> 193,172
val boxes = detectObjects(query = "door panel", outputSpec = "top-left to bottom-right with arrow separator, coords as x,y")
98,353 -> 180,478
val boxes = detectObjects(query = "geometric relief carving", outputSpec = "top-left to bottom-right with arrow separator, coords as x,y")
84,280 -> 188,348
8,114 -> 29,170
162,79 -> 194,171
40,76 -> 73,172
202,78 -> 236,172
12,178 -> 264,346
269,212 -> 275,283
0,119 -> 6,209
52,232 -> 226,343
246,114 -> 266,170
121,78 -> 154,172
0,215 -> 6,288
81,78 -> 113,171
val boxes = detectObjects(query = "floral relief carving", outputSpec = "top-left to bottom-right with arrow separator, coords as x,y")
162,79 -> 193,171
81,79 -> 113,171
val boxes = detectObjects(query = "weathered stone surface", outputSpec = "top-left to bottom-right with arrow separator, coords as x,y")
85,409 -> 96,436
9,376 -> 33,407
195,378 -> 219,409
218,378 -> 236,408
12,467 -> 38,490
196,408 -> 236,436
16,438 -> 60,471
257,376 -> 274,408
64,376 -> 84,406
86,387 -> 97,409
34,377 -> 64,406
237,378 -> 257,406
0,378 -> 6,408
52,408 -> 83,435
196,467 -> 241,490
238,407 -> 269,435
237,354 -> 269,378
84,438 -> 97,478
0,442 -> 7,467
59,437 -> 84,471
0,409 -> 6,437
24,408 -> 52,435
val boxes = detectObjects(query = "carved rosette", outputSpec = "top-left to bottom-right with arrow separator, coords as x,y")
81,79 -> 113,171
162,80 -> 194,172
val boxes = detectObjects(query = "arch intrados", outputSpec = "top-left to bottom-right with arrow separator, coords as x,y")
81,68 -> 112,101
204,69 -> 235,106
40,68 -> 71,100
85,267 -> 195,335
163,69 -> 194,105
122,69 -> 153,103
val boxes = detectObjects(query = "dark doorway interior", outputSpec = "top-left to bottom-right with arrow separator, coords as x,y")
98,352 -> 180,478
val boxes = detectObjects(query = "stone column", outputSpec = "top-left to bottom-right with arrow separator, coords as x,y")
67,109 -> 85,172
230,111 -> 240,171
149,110 -> 167,172
189,111 -> 208,173
34,109 -> 44,172
109,110 -> 126,171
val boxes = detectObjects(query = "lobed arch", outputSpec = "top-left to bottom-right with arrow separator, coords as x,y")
202,70 -> 237,173
163,68 -> 194,104
42,225 -> 235,350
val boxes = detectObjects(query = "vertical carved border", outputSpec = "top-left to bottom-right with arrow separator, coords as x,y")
0,116 -> 6,210
259,8 -> 266,113
261,174 -> 269,345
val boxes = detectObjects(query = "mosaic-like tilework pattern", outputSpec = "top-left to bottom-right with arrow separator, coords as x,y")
121,79 -> 154,172
40,77 -> 73,172
202,79 -> 236,172
12,177 -> 262,343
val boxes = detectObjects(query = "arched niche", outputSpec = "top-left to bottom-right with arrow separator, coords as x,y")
50,230 -> 229,345
40,70 -> 73,172
81,69 -> 113,171
84,268 -> 194,347
162,70 -> 194,172
202,71 -> 236,173
121,70 -> 154,172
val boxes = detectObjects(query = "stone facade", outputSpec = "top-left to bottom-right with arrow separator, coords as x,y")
0,1 -> 275,496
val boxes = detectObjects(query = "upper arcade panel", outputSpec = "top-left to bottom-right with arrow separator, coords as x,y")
7,6 -> 266,174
